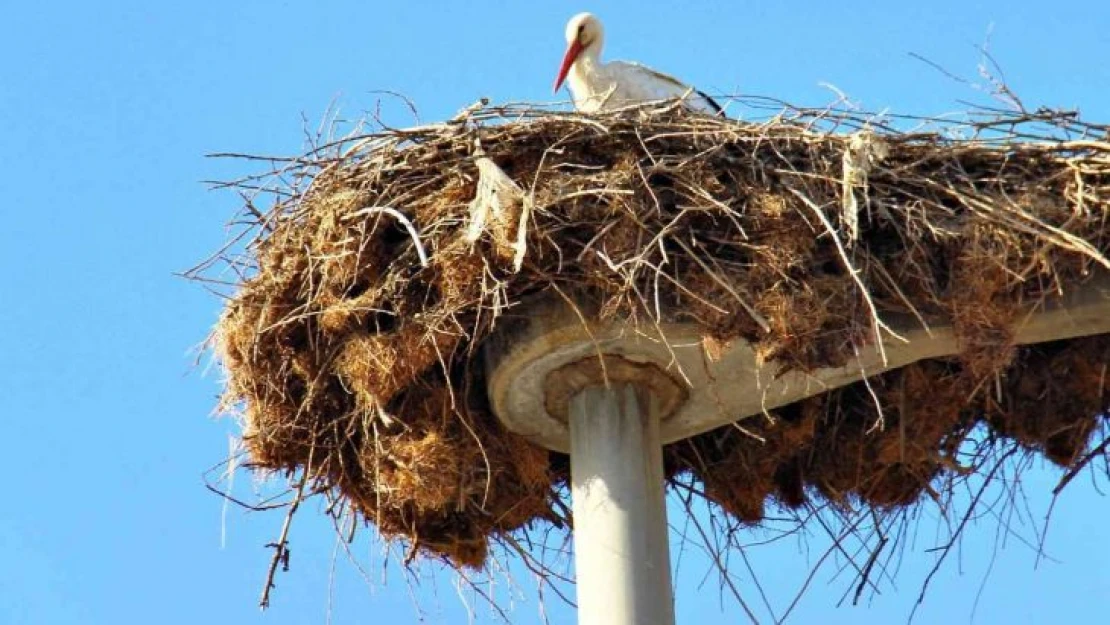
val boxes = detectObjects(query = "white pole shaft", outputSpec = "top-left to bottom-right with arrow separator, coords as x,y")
568,384 -> 674,625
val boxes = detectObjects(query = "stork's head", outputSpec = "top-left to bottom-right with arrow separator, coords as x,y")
553,12 -> 604,93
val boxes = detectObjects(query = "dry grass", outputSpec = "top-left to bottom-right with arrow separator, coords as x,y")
192,98 -> 1110,594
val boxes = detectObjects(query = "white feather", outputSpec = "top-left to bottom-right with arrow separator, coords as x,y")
557,13 -> 722,115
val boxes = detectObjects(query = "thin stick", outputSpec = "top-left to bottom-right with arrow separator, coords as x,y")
259,476 -> 309,610
787,186 -> 908,366
347,205 -> 429,267
672,237 -> 771,334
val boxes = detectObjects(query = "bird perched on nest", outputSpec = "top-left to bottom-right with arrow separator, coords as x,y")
553,12 -> 724,115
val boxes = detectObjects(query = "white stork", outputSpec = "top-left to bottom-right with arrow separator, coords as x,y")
552,12 -> 724,115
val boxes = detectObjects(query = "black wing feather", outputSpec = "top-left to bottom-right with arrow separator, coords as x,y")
696,90 -> 726,117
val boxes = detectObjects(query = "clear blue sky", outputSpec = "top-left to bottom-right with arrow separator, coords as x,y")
1,1 -> 1108,623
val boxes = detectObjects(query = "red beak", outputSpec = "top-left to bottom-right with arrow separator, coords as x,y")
553,39 -> 584,93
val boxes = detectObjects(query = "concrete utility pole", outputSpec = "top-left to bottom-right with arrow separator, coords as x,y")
485,276 -> 1110,625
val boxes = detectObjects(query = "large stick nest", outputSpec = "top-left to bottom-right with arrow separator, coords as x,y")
200,100 -> 1110,572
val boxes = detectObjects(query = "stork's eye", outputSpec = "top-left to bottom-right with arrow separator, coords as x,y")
577,24 -> 585,34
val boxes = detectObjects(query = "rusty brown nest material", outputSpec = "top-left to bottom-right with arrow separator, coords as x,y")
200,100 -> 1110,571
